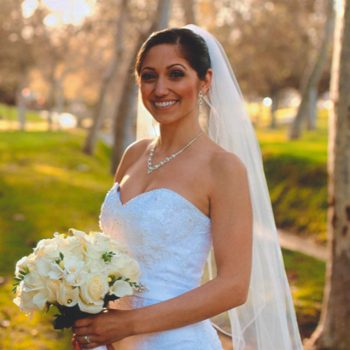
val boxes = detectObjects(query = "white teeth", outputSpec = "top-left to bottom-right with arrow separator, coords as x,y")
154,100 -> 177,108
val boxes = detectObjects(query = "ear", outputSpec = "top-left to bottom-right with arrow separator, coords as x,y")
201,68 -> 213,94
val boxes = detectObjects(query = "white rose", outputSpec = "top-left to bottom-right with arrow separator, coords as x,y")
78,297 -> 104,314
79,274 -> 109,305
31,288 -> 54,310
59,255 -> 85,286
88,232 -> 128,263
34,256 -> 56,278
85,258 -> 107,277
56,281 -> 79,307
15,256 -> 29,275
109,254 -> 140,281
45,279 -> 60,303
23,270 -> 46,291
47,261 -> 64,280
34,237 -> 61,259
109,280 -> 133,297
60,236 -> 84,260
19,271 -> 56,310
84,240 -> 103,264
69,228 -> 91,247
91,232 -> 111,251
15,253 -> 36,276
13,281 -> 38,313
13,277 -> 56,312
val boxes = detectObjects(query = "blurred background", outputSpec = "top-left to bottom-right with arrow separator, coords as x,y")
0,0 -> 349,349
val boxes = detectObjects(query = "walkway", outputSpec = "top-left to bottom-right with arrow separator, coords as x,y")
278,229 -> 327,261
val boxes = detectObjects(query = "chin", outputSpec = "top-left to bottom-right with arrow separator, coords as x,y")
148,109 -> 179,124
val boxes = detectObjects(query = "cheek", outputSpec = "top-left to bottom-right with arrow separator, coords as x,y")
140,84 -> 151,97
179,83 -> 198,103
140,85 -> 152,106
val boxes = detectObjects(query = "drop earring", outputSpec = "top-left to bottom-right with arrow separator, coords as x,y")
198,91 -> 203,106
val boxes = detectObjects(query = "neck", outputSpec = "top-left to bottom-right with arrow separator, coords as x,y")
156,117 -> 203,154
156,109 -> 202,154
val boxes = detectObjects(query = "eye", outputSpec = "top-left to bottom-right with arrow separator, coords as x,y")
141,72 -> 156,81
169,70 -> 185,79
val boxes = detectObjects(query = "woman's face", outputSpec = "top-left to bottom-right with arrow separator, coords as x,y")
139,44 -> 209,125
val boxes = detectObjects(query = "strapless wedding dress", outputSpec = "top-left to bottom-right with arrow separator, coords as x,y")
98,182 -> 223,350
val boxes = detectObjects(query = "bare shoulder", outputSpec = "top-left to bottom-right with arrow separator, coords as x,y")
114,138 -> 153,182
124,138 -> 153,158
208,148 -> 248,193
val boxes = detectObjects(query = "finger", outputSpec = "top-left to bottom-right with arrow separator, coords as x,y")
80,342 -> 100,349
72,337 -> 82,350
76,334 -> 97,346
74,317 -> 93,328
107,344 -> 115,350
74,326 -> 92,337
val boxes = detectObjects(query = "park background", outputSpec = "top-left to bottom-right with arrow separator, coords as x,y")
0,0 -> 349,349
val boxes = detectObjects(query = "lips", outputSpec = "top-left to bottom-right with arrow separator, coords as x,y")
153,100 -> 178,109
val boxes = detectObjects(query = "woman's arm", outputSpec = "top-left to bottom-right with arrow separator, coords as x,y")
74,151 -> 253,348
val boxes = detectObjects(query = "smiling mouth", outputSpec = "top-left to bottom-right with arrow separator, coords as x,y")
153,100 -> 178,109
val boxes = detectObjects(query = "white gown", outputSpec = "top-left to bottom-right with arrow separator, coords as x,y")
98,182 -> 223,350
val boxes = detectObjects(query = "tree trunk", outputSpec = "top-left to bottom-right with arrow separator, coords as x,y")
305,1 -> 350,349
110,0 -> 172,174
16,76 -> 27,131
289,0 -> 336,140
54,78 -> 64,118
47,68 -> 56,131
182,0 -> 196,24
83,0 -> 128,155
269,90 -> 279,129
306,87 -> 318,130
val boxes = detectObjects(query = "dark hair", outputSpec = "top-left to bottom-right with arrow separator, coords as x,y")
135,28 -> 211,80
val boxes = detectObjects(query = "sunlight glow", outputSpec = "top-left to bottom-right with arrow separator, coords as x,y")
22,0 -> 39,18
57,113 -> 78,129
334,0 -> 343,16
22,0 -> 96,27
263,97 -> 272,107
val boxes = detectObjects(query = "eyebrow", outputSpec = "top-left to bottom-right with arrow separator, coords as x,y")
141,63 -> 187,72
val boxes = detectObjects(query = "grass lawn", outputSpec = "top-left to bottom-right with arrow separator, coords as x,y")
282,249 -> 325,338
0,127 -> 326,348
0,103 -> 42,123
257,109 -> 328,243
0,130 -> 113,349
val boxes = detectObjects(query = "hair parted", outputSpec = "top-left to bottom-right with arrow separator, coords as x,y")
135,28 -> 211,80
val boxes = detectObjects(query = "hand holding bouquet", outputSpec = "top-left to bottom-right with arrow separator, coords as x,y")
13,229 -> 142,331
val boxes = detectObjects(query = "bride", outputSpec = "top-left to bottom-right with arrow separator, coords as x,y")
73,25 -> 303,350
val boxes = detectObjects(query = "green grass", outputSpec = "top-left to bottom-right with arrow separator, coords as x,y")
0,130 -> 113,274
257,110 -> 328,243
283,249 -> 325,338
0,130 -> 113,349
0,122 -> 327,347
0,103 -> 42,122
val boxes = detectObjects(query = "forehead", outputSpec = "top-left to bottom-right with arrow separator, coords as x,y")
141,44 -> 191,70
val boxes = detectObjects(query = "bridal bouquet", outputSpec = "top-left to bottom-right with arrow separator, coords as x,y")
13,228 -> 142,329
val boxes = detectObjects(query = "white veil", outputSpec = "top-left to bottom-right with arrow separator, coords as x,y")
136,24 -> 303,350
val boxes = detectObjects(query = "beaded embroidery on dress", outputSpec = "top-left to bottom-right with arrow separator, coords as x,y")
98,182 -> 223,350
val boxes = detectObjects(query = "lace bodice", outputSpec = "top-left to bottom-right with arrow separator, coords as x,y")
99,182 -> 212,302
98,182 -> 222,349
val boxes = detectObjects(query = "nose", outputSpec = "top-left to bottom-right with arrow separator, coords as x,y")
154,76 -> 168,97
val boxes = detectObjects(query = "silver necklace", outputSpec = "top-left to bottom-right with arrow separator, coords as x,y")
147,132 -> 203,174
